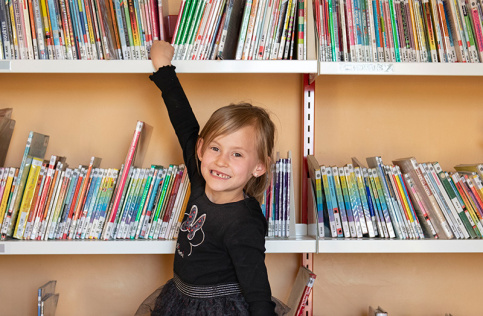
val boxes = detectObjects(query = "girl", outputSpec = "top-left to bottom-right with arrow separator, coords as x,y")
148,40 -> 277,316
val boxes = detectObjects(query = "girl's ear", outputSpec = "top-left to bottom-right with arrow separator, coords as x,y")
196,138 -> 204,161
253,162 -> 267,178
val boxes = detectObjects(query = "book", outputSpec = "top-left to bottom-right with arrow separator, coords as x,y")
393,157 -> 453,239
0,167 -> 17,228
423,162 -> 468,238
13,157 -> 43,239
306,155 -> 325,238
454,163 -> 483,180
67,157 -> 102,239
1,131 -> 49,239
433,162 -> 476,238
234,0 -> 254,59
331,166 -> 350,237
102,120 -> 144,240
286,266 -> 316,316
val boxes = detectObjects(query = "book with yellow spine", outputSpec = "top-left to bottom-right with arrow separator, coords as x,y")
0,168 -> 17,227
13,157 -> 44,239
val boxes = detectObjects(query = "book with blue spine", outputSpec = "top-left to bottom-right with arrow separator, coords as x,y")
320,165 -> 338,238
333,167 -> 350,237
306,155 -> 325,238
367,157 -> 400,238
367,168 -> 392,238
326,167 -> 343,237
354,166 -> 375,237
340,166 -> 357,237
345,164 -> 364,237
362,167 -> 379,237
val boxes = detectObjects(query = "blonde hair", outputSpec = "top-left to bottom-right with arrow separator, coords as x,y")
197,103 -> 275,202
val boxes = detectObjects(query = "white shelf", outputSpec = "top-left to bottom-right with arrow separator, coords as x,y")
2,60 -> 483,76
318,62 -> 483,76
318,238 -> 483,253
0,60 -> 318,74
0,225 -> 317,255
265,235 -> 317,253
0,239 -> 177,255
4,237 -> 483,254
0,237 -> 317,255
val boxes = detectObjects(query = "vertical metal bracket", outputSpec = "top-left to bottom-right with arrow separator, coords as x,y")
301,73 -> 315,224
301,73 -> 315,316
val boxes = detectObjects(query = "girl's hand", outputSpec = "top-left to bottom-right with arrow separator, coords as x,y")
150,40 -> 174,70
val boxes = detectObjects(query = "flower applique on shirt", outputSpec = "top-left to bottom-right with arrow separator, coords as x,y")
178,205 -> 206,256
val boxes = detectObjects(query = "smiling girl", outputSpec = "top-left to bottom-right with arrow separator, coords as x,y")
149,40 -> 277,316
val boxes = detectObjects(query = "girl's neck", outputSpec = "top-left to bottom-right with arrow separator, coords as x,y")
204,188 -> 245,204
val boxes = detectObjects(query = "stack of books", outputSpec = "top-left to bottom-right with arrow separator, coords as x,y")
307,154 -> 483,239
313,0 -> 483,62
262,152 -> 294,237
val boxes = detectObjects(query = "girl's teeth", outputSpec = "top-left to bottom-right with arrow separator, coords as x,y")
212,171 -> 229,179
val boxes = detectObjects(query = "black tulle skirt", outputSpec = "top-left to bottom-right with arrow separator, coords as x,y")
151,279 -> 250,316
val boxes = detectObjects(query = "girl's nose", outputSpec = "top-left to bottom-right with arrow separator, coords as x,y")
215,153 -> 229,167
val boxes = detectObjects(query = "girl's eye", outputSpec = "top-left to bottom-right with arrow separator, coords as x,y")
210,146 -> 219,152
233,152 -> 242,158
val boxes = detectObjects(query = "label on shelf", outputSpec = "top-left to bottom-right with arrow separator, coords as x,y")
338,63 -> 394,74
0,61 -> 11,70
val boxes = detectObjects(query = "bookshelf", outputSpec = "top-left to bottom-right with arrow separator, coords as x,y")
0,61 -> 315,315
2,60 -> 483,315
310,66 -> 483,315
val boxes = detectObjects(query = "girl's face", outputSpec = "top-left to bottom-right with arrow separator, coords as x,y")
197,125 -> 266,204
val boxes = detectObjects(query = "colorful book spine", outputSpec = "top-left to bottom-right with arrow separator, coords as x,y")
102,121 -> 143,240
332,167 -> 350,237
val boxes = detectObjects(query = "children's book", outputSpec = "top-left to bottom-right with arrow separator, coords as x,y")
102,121 -> 145,240
286,266 -> 316,316
1,131 -> 49,240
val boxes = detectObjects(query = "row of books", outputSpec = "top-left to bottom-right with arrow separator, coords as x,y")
0,120 -> 296,241
0,0 -> 169,60
171,0 -> 308,60
0,132 -> 193,241
262,153 -> 293,237
308,155 -> 483,239
313,0 -> 483,62
0,161 -> 191,241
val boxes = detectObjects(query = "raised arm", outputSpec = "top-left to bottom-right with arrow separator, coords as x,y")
149,41 -> 200,182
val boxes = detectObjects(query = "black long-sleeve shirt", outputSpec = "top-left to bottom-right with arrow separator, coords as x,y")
149,66 -> 276,316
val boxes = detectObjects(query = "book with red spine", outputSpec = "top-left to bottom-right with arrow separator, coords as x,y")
286,266 -> 316,316
101,120 -> 144,240
68,157 -> 102,239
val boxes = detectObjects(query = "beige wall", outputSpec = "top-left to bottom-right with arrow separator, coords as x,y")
1,72 -> 483,316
